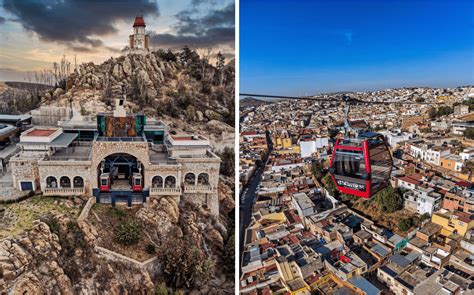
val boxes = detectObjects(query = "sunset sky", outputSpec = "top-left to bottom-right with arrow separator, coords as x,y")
0,0 -> 235,81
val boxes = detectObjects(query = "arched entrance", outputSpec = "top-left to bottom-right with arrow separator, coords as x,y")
97,153 -> 144,191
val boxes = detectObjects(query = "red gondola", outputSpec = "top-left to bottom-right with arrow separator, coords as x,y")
329,132 -> 393,199
99,173 -> 110,192
132,173 -> 143,192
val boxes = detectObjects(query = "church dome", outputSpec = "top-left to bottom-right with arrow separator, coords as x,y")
133,16 -> 146,27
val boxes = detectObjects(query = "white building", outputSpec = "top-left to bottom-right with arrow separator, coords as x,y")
382,130 -> 414,149
299,137 -> 329,158
291,192 -> 316,223
407,141 -> 450,165
403,187 -> 442,216
129,16 -> 150,54
460,147 -> 474,161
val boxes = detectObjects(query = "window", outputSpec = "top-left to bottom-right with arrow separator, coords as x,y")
101,179 -> 107,186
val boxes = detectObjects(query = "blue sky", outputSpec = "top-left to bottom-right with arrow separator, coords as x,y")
240,0 -> 474,95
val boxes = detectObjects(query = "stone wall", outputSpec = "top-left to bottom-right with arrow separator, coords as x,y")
78,197 -> 96,221
177,157 -> 220,187
37,160 -> 92,193
95,246 -> 161,276
146,163 -> 181,189
10,157 -> 41,190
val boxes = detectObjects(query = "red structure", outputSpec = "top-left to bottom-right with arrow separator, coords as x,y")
132,173 -> 143,192
99,173 -> 110,192
133,16 -> 146,27
329,132 -> 392,199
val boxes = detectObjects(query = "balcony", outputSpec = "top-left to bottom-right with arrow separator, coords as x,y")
149,187 -> 182,196
184,185 -> 215,193
43,187 -> 85,196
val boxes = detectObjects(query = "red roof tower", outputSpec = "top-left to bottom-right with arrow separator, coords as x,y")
133,16 -> 146,27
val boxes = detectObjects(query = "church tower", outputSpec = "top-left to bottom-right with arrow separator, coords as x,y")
129,16 -> 150,53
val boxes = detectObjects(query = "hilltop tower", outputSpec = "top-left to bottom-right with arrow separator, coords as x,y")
129,16 -> 150,54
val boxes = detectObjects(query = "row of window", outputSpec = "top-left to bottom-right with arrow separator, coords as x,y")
45,172 -> 211,189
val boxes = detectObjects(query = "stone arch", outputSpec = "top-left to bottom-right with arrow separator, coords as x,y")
73,176 -> 84,188
94,152 -> 145,189
164,175 -> 176,188
184,172 -> 196,185
197,172 -> 210,185
60,176 -> 71,188
92,145 -> 150,189
46,176 -> 57,188
152,175 -> 164,188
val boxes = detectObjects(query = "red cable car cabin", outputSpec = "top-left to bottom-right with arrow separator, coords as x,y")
329,132 -> 393,199
132,173 -> 143,192
99,173 -> 110,192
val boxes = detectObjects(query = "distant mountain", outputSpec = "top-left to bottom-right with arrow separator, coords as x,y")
240,96 -> 267,109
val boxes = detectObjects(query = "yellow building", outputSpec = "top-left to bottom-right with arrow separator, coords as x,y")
275,137 -> 292,149
431,211 -> 474,237
276,257 -> 311,295
274,144 -> 301,155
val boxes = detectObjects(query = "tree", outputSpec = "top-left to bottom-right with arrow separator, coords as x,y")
311,160 -> 325,180
160,233 -> 215,289
115,220 -> 141,246
218,147 -> 235,177
328,129 -> 340,138
216,51 -> 225,86
322,174 -> 337,196
398,218 -> 413,232
464,127 -> 474,139
222,232 -> 235,276
374,186 -> 403,213
428,107 -> 437,119
419,212 -> 431,222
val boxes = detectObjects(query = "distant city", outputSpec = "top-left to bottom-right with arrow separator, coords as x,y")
239,86 -> 474,294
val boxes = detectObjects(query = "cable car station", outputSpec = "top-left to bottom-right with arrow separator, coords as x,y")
9,97 -> 221,215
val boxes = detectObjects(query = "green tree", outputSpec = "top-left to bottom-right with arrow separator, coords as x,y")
218,147 -> 235,178
222,232 -> 235,277
428,107 -> 437,119
322,174 -> 337,196
115,220 -> 141,246
311,160 -> 325,180
398,218 -> 413,232
419,212 -> 431,222
464,127 -> 474,139
328,129 -> 340,138
160,234 -> 215,289
374,186 -> 403,213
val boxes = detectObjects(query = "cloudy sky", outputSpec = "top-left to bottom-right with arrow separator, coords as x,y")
0,0 -> 234,81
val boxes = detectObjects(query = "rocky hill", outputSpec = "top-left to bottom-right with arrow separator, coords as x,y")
0,178 -> 235,294
41,48 -> 235,127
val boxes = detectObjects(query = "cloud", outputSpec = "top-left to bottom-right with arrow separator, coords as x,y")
2,0 -> 159,49
149,3 -> 234,54
0,16 -> 5,24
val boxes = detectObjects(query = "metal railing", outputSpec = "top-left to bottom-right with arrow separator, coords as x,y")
96,136 -> 145,142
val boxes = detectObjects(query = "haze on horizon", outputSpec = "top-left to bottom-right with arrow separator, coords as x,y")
0,0 -> 235,82
240,0 -> 474,96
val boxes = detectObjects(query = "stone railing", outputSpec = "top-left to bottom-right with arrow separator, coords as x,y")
43,187 -> 85,196
95,246 -> 161,276
149,187 -> 181,196
78,197 -> 96,221
184,185 -> 215,193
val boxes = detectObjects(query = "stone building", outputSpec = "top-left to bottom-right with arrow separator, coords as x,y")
10,99 -> 221,215
129,16 -> 150,54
